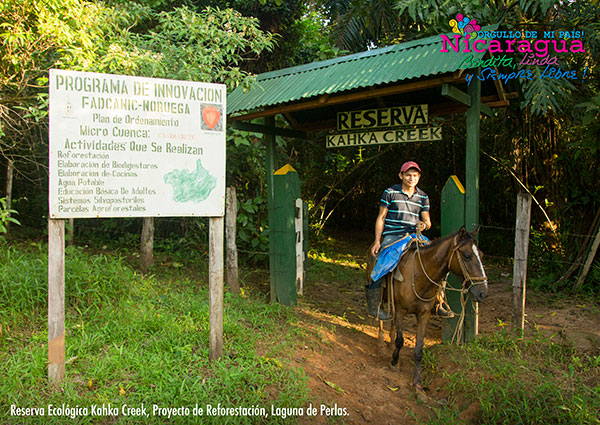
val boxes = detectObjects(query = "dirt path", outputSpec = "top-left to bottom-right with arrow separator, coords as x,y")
284,232 -> 600,425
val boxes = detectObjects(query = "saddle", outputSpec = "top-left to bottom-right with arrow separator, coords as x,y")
386,236 -> 429,283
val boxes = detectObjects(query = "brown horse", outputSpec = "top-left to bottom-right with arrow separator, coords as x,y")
366,226 -> 488,391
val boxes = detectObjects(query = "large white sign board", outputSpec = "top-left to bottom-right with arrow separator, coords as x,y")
49,69 -> 226,218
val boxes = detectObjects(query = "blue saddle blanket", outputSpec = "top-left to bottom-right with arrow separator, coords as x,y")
370,233 -> 430,282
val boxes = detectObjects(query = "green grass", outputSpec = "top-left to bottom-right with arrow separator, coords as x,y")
421,329 -> 600,425
0,242 -> 308,424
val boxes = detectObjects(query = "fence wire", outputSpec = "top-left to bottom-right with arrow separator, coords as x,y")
61,218 -> 597,268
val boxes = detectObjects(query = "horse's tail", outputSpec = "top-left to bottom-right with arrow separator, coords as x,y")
366,244 -> 376,282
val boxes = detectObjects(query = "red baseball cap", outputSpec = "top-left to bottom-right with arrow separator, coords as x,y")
400,161 -> 421,173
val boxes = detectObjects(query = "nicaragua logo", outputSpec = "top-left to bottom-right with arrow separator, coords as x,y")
439,12 -> 588,85
449,13 -> 481,40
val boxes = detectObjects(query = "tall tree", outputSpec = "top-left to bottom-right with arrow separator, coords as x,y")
317,0 -> 404,51
113,0 -> 309,72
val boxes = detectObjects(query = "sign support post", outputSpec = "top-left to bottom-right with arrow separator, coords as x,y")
462,77 -> 482,342
48,69 -> 227,380
5,159 -> 13,233
48,218 -> 65,383
209,216 -> 224,362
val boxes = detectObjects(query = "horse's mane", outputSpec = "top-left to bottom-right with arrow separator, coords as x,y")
405,228 -> 475,253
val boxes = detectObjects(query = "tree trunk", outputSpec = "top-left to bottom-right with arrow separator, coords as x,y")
140,217 -> 154,273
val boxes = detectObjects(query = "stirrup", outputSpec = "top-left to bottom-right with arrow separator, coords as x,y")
435,303 -> 455,319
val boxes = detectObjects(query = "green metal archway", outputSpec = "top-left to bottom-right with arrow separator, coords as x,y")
226,26 -> 513,342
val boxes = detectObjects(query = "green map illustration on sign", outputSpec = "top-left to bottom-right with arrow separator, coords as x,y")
164,159 -> 217,203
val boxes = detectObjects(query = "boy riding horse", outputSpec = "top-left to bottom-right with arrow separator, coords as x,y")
365,161 -> 453,320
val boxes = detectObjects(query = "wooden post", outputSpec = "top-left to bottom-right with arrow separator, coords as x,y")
225,187 -> 239,294
512,193 -> 532,332
140,217 -> 154,273
5,159 -> 13,233
209,216 -> 224,362
48,219 -> 65,383
576,218 -> 600,288
264,116 -> 277,303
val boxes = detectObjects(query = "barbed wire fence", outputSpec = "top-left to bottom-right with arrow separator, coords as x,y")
65,215 -> 599,285
70,216 -> 272,256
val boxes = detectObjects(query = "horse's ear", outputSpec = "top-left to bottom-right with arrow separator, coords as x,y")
470,226 -> 480,237
458,225 -> 466,237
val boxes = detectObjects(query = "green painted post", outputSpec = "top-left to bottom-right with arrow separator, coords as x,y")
441,175 -> 478,343
441,176 -> 465,343
264,116 -> 277,303
465,76 -> 481,235
272,164 -> 300,306
464,74 -> 481,343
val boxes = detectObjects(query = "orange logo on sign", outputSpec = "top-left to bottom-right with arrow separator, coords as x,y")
202,106 -> 221,130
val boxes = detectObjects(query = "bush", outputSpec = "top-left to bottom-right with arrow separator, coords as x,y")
0,197 -> 20,239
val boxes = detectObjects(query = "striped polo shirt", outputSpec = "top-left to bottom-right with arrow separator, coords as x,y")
380,184 -> 429,237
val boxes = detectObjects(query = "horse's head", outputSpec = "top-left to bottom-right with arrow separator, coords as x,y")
449,226 -> 488,302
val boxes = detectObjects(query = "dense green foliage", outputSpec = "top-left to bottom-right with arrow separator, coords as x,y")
0,242 -> 307,424
1,0 -> 599,290
0,0 -> 278,258
0,0 -> 274,169
0,197 -> 20,239
117,0 -> 311,72
290,0 -> 600,291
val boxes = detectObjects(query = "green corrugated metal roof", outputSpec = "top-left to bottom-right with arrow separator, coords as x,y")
228,25 -> 498,116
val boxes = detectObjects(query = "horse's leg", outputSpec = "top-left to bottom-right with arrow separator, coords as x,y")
391,309 -> 404,366
413,310 -> 431,391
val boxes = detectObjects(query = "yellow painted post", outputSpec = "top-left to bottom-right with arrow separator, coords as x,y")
271,164 -> 301,306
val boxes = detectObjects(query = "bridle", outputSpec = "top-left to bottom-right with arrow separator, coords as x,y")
447,235 -> 488,292
411,231 -> 487,302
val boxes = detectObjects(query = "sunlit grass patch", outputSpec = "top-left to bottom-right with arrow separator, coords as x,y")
0,242 -> 308,424
422,329 -> 600,425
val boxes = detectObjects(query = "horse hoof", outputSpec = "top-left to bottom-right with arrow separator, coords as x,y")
391,359 -> 398,366
415,387 -> 430,403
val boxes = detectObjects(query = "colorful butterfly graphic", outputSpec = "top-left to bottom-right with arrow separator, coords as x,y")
449,13 -> 481,39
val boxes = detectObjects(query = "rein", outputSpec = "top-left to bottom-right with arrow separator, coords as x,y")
447,236 -> 488,291
411,231 -> 487,302
411,231 -> 487,344
376,230 -> 487,331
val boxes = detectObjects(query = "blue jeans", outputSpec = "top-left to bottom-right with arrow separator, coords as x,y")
367,234 -> 408,290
